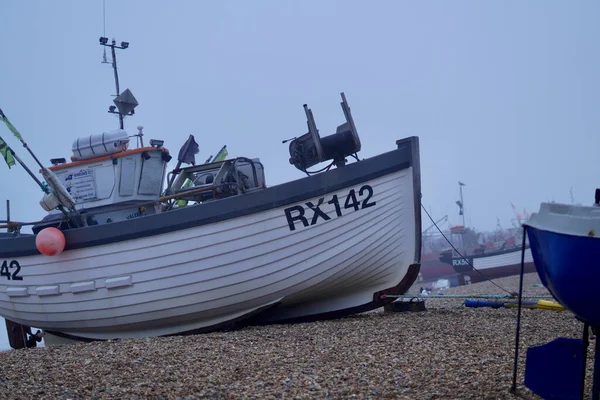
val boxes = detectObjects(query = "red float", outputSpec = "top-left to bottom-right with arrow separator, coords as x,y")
35,227 -> 66,256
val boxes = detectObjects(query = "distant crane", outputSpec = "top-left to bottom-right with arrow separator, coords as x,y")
569,186 -> 581,205
511,203 -> 523,226
422,215 -> 448,235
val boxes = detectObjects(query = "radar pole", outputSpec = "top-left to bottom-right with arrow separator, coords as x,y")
458,181 -> 466,227
99,37 -> 134,129
98,1 -> 138,131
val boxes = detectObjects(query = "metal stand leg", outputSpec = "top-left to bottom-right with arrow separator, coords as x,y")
510,227 -> 528,393
593,328 -> 600,400
581,323 -> 589,400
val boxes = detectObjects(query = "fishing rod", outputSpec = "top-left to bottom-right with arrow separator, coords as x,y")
0,137 -> 46,190
0,109 -> 46,173
0,109 -> 79,224
0,135 -> 74,222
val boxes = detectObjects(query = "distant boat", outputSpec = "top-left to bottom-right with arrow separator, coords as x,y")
423,184 -> 538,286
416,253 -> 457,284
0,39 -> 422,349
439,225 -> 536,285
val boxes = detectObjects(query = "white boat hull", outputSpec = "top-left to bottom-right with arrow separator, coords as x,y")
0,164 -> 419,340
451,246 -> 535,285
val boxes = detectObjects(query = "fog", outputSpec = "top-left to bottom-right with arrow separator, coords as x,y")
1,1 -> 598,233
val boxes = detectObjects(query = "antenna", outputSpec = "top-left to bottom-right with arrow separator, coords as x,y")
570,186 -> 576,204
101,0 -> 110,64
457,181 -> 466,227
99,37 -> 137,129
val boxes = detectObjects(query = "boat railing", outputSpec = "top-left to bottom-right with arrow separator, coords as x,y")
169,157 -> 263,191
161,182 -> 245,210
10,180 -> 248,236
0,221 -> 22,234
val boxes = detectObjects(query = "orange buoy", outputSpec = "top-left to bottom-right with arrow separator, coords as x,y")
35,227 -> 66,256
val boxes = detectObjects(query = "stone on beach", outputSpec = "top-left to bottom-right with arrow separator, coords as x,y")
0,273 -> 593,399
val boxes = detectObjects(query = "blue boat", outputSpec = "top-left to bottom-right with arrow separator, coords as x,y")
522,199 -> 600,399
525,201 -> 600,327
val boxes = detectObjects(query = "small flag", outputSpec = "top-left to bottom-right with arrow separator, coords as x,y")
0,109 -> 23,141
176,179 -> 193,207
456,200 -> 463,215
213,145 -> 228,162
177,134 -> 199,165
458,181 -> 466,186
0,136 -> 15,169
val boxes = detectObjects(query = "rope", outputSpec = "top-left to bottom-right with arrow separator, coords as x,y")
383,294 -> 553,299
421,204 -> 514,295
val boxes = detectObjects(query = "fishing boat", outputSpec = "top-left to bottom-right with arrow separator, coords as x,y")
415,253 -> 457,286
518,195 -> 600,399
525,196 -> 600,327
436,184 -> 536,285
0,38 -> 422,349
412,213 -> 521,289
438,224 -> 536,285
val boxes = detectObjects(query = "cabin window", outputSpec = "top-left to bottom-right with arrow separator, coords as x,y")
138,152 -> 165,195
119,157 -> 137,196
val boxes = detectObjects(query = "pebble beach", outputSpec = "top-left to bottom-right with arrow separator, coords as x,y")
0,273 -> 592,399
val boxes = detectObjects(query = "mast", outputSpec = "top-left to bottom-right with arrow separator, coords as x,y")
110,42 -> 122,129
457,181 -> 466,227
99,37 -> 137,130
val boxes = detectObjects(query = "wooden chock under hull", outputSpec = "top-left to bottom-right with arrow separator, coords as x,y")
5,319 -> 27,350
5,319 -> 44,349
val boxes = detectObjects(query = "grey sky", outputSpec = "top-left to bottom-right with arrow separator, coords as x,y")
1,1 -> 598,233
